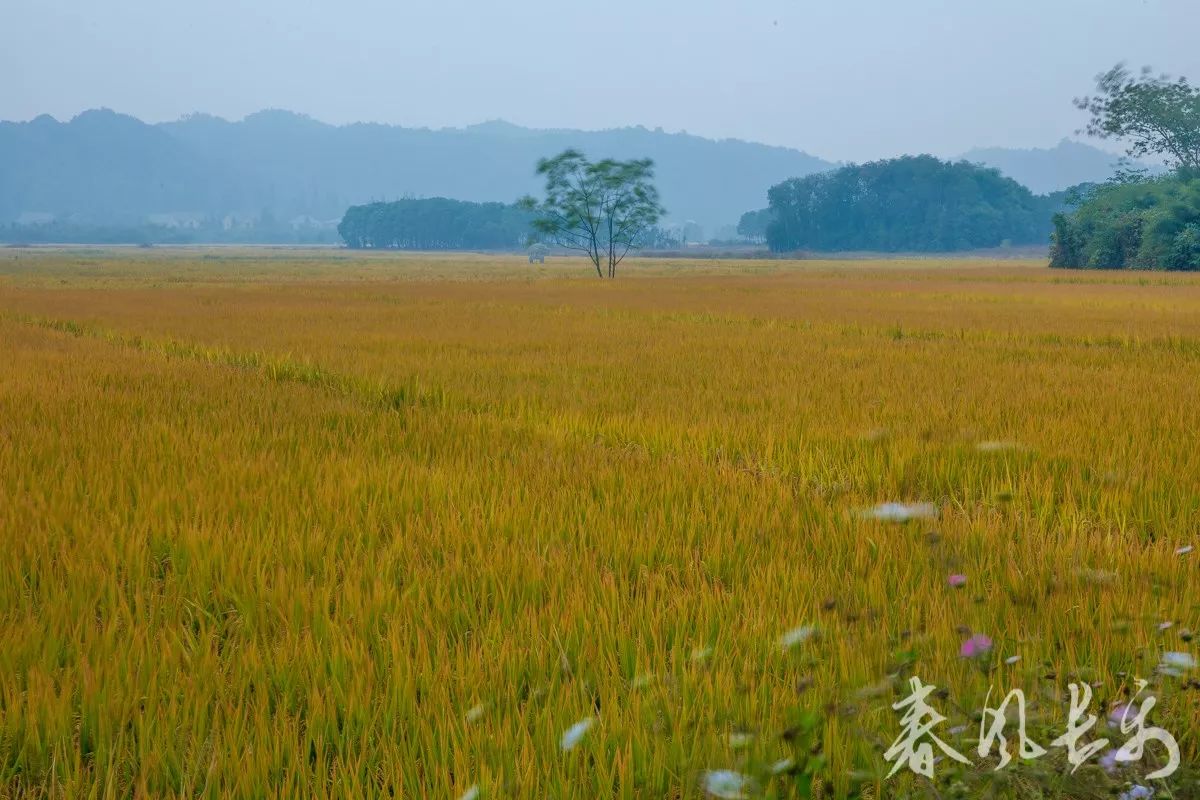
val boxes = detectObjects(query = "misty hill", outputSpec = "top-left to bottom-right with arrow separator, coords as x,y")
0,109 -> 833,233
959,139 -> 1155,195
0,111 -> 239,224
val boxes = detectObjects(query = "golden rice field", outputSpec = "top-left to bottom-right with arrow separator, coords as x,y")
2,248 -> 1199,799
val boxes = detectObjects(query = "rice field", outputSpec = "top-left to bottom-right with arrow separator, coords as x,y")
2,248 -> 1199,799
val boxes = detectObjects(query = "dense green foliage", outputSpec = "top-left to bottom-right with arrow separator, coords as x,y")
1050,171 -> 1200,269
338,198 -> 533,250
764,155 -> 1058,252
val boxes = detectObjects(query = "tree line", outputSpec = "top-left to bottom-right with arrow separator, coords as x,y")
338,198 -> 534,250
754,155 -> 1067,253
338,153 -> 670,277
338,62 -> 1200,271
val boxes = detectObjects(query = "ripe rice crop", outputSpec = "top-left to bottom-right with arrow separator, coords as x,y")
2,250 -> 1199,798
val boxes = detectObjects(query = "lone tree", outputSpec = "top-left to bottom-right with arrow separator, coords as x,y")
1076,64 -> 1200,171
520,149 -> 664,278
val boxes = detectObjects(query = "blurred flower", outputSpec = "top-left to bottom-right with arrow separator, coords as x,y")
1176,544 -> 1194,556
1099,748 -> 1119,774
691,645 -> 714,663
1120,786 -> 1152,800
861,502 -> 937,523
560,717 -> 594,751
631,673 -> 656,690
1109,703 -> 1134,727
1159,651 -> 1197,677
458,786 -> 480,800
855,678 -> 893,699
1158,621 -> 1174,631
780,625 -> 818,650
728,731 -> 754,749
1076,568 -> 1117,585
1004,655 -> 1021,665
701,770 -> 753,799
947,574 -> 967,588
769,757 -> 795,775
464,704 -> 485,723
960,634 -> 992,658
976,440 -> 1020,452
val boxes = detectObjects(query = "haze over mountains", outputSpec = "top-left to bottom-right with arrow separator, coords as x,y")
0,109 -> 1142,238
0,109 -> 833,234
959,139 -> 1156,195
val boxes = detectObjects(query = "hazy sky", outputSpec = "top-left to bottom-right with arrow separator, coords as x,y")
3,0 -> 1198,162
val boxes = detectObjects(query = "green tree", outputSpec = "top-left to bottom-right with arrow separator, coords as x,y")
763,156 -> 1056,253
520,149 -> 664,278
736,208 -> 773,244
1075,64 -> 1200,171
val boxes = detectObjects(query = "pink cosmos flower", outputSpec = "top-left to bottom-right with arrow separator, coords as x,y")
960,634 -> 992,658
947,574 -> 967,588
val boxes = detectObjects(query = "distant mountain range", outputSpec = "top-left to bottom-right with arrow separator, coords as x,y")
958,139 -> 1158,195
0,109 -> 1156,239
0,109 -> 832,234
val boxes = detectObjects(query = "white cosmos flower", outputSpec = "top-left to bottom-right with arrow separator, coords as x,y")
701,770 -> 753,799
769,757 -> 795,775
1159,651 -> 1197,676
780,625 -> 818,650
458,785 -> 480,800
560,717 -> 595,751
860,502 -> 937,523
728,731 -> 753,749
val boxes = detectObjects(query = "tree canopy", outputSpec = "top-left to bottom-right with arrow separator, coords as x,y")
736,208 -> 773,244
763,155 -> 1058,253
338,198 -> 533,250
520,150 -> 664,278
1075,64 -> 1200,171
